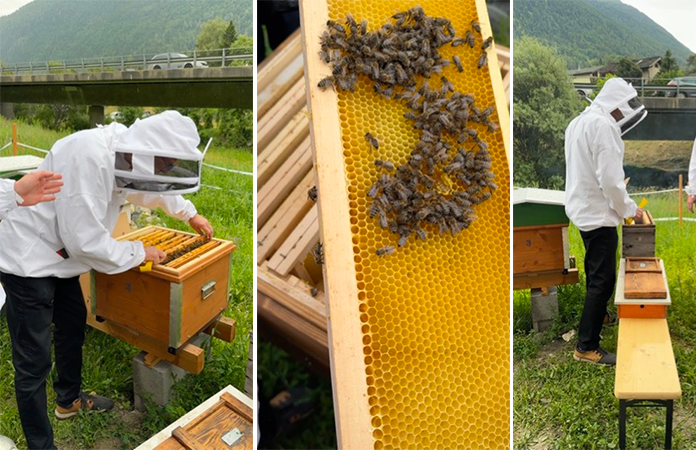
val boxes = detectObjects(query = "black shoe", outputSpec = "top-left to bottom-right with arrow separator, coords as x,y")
55,391 -> 114,419
573,346 -> 616,366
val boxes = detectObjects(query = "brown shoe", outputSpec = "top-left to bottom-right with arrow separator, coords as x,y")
55,391 -> 114,420
573,346 -> 616,366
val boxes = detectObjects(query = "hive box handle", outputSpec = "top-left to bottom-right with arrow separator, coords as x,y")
201,280 -> 216,300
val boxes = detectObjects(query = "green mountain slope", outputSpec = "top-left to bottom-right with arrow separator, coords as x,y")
0,0 -> 252,63
513,0 -> 693,68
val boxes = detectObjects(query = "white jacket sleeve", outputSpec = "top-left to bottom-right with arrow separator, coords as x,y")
0,179 -> 17,220
593,124 -> 637,219
56,193 -> 146,274
125,193 -> 197,221
688,138 -> 696,196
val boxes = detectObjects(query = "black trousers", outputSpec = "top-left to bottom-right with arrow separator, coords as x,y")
577,227 -> 618,351
2,273 -> 86,450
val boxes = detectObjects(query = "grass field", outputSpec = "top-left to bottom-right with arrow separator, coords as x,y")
514,189 -> 696,449
0,117 -> 253,449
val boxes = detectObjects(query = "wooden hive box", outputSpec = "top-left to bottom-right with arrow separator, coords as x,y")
93,226 -> 236,355
512,188 -> 579,290
135,385 -> 253,450
622,210 -> 656,257
615,257 -> 670,319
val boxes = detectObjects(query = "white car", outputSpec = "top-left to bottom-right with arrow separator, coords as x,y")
147,53 -> 208,70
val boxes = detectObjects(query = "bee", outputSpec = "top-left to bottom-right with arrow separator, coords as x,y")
482,36 -> 494,50
441,76 -> 455,93
312,242 -> 324,265
360,19 -> 368,35
465,31 -> 475,48
367,183 -> 380,199
471,20 -> 481,34
486,120 -> 500,132
452,55 -> 463,73
375,160 -> 395,171
317,76 -> 334,90
326,20 -> 344,34
379,212 -> 389,229
375,245 -> 396,256
365,132 -> 379,149
452,37 -> 465,47
308,186 -> 318,202
478,52 -> 488,69
319,50 -> 330,63
311,288 -> 318,297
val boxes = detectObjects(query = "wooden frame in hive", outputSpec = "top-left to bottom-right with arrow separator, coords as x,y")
93,226 -> 236,354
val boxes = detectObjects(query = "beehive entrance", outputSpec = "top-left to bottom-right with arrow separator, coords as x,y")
302,0 -> 510,448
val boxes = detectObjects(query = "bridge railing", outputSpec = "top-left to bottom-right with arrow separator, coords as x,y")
0,48 -> 253,75
574,77 -> 696,98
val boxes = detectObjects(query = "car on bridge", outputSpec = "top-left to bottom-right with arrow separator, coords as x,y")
667,77 -> 696,98
147,53 -> 208,70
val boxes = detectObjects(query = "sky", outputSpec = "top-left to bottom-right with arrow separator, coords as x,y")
0,0 -> 33,17
620,0 -> 696,53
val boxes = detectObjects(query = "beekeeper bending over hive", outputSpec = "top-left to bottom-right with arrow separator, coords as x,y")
685,136 -> 696,213
0,111 -> 213,450
565,77 -> 647,366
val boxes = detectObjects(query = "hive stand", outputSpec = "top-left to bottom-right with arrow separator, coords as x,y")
614,254 -> 680,449
257,27 -> 511,373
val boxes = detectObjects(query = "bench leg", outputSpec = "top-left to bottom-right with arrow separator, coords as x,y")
619,400 -> 627,450
665,400 -> 673,450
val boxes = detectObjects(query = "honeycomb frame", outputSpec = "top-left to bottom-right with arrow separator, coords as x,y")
300,0 -> 510,448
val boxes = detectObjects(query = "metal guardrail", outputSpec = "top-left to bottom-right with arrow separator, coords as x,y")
574,77 -> 696,98
0,48 -> 253,75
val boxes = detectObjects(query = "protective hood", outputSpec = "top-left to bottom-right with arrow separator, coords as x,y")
592,77 -> 647,136
112,111 -> 209,194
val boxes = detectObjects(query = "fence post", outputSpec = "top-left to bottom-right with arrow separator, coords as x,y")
121,56 -> 125,71
167,53 -> 171,69
101,58 -> 104,72
680,174 -> 684,228
12,123 -> 18,156
143,54 -> 146,70
222,48 -> 226,67
81,59 -> 85,71
193,49 -> 197,66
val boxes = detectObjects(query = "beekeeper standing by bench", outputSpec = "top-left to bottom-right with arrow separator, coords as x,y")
0,111 -> 213,450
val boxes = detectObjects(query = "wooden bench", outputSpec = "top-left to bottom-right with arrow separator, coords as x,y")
615,318 -> 681,449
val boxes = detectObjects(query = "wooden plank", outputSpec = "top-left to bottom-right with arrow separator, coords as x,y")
625,257 -> 661,273
615,318 -> 681,400
220,392 -> 253,423
258,29 -> 302,95
512,268 -> 579,290
203,316 -> 236,343
172,427 -> 199,450
267,205 -> 320,276
258,78 -> 306,153
257,110 -> 310,187
513,226 -> 566,274
624,271 -> 668,299
258,31 -> 304,118
257,170 -> 315,261
257,137 -> 313,225
144,353 -> 162,368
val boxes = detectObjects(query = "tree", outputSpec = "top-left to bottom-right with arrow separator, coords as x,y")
196,18 -> 228,51
513,37 -> 584,189
685,54 -> 696,76
615,57 -> 642,81
661,49 -> 678,73
223,21 -> 238,48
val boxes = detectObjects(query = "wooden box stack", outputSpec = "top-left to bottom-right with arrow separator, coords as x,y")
622,210 -> 656,257
93,226 -> 236,355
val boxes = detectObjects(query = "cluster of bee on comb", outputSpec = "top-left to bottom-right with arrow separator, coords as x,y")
318,6 -> 498,256
134,229 -> 219,268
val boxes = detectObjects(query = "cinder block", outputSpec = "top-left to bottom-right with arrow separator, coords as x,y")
531,287 -> 558,333
132,334 -> 210,411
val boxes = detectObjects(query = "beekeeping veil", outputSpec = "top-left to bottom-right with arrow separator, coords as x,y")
592,77 -> 647,136
112,111 -> 208,194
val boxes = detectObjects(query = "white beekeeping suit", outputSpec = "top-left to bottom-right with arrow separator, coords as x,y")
0,111 -> 205,278
565,77 -> 647,231
0,179 -> 19,219
686,138 -> 696,196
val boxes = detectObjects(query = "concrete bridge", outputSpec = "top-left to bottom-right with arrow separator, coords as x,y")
0,66 -> 253,125
625,97 -> 696,141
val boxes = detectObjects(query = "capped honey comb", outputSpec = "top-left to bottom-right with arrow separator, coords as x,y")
313,1 -> 510,448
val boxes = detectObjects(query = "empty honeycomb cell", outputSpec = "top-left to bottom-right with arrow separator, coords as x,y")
321,1 -> 509,448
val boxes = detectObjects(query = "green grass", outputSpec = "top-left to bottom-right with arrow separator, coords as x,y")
514,191 -> 696,449
0,117 -> 253,449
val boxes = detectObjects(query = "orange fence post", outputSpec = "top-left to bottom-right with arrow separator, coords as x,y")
11,122 -> 18,156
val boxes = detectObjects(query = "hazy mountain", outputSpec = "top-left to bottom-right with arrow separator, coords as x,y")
514,0 -> 693,68
0,0 -> 252,63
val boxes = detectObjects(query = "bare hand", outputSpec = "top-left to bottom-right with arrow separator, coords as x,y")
689,195 -> 696,213
144,246 -> 166,264
633,208 -> 643,222
14,171 -> 63,206
189,214 -> 213,239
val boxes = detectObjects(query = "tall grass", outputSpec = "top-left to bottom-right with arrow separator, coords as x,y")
0,118 -> 252,448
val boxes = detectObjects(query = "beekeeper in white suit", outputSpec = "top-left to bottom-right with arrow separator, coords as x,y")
565,77 -> 646,366
685,137 -> 696,213
0,111 -> 213,450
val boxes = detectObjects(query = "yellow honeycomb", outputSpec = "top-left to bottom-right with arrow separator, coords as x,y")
326,1 -> 510,448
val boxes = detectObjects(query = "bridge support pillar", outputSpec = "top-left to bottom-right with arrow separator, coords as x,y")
0,103 -> 14,120
89,105 -> 105,127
